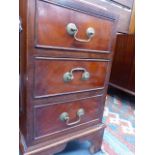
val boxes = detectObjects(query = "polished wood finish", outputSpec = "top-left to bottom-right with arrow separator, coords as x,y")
34,96 -> 101,139
19,0 -> 28,140
33,58 -> 109,98
36,0 -> 113,51
85,1 -> 135,94
20,0 -> 118,154
20,124 -> 105,155
109,34 -> 135,94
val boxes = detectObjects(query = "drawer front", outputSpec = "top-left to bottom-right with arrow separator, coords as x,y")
34,96 -> 101,139
33,57 -> 109,99
35,0 -> 113,51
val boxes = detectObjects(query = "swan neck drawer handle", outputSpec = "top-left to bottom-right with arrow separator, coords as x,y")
63,67 -> 90,82
66,23 -> 95,43
60,109 -> 85,126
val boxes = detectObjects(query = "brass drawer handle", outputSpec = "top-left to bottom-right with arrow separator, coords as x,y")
63,67 -> 90,82
66,23 -> 95,43
60,109 -> 85,126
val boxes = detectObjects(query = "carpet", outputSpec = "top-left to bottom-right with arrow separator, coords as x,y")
102,94 -> 135,155
56,93 -> 135,155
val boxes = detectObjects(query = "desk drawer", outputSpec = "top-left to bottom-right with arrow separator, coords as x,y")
33,57 -> 109,99
35,0 -> 113,51
34,96 -> 101,139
